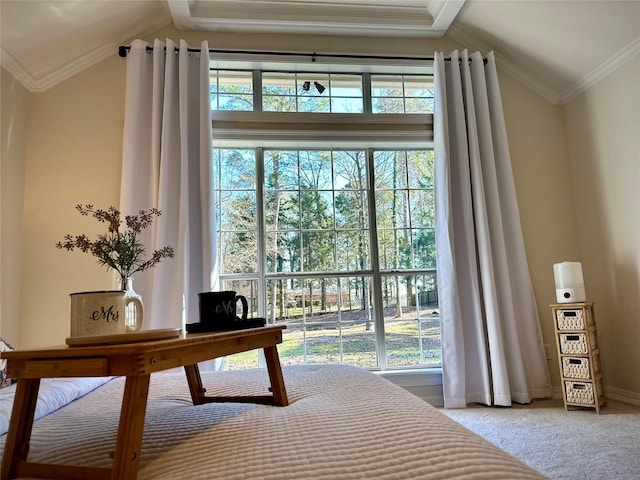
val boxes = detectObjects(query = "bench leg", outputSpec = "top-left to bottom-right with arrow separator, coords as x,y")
1,378 -> 40,480
264,346 -> 289,407
111,374 -> 150,480
184,364 -> 206,405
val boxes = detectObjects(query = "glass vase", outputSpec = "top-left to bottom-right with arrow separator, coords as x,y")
124,277 -> 143,330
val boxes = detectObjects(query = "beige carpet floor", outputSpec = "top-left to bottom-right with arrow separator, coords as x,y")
440,398 -> 640,480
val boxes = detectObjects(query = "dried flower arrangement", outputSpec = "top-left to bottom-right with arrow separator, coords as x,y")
56,204 -> 174,290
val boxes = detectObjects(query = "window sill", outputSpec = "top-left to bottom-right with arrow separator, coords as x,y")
376,368 -> 442,387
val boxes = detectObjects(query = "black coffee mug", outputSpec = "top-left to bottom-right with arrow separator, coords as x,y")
198,291 -> 248,323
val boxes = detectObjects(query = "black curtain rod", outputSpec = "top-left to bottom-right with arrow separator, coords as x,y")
118,45 -> 486,64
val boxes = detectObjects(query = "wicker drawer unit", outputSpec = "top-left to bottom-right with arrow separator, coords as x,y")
559,331 -> 597,354
551,302 -> 605,413
562,357 -> 591,379
565,381 -> 594,404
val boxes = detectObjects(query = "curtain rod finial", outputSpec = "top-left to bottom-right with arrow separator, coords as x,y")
119,46 -> 129,58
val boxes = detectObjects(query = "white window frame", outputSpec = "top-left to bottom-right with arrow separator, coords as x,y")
210,58 -> 442,387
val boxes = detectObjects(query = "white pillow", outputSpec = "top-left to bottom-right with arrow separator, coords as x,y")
0,376 -> 113,436
0,337 -> 17,389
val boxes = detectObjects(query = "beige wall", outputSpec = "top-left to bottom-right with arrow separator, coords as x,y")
499,72 -> 581,393
2,27 -> 637,401
563,56 -> 640,403
18,55 -> 126,347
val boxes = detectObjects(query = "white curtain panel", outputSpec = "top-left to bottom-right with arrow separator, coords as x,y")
120,39 -> 217,331
434,50 -> 551,408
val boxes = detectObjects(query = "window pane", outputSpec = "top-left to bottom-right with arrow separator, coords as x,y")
330,74 -> 363,96
222,278 -> 260,369
266,231 -> 300,273
383,274 -> 440,368
335,191 -> 368,229
342,322 -> 377,367
373,149 -> 434,271
407,150 -> 434,188
218,71 -> 253,93
214,149 -> 257,275
409,190 -> 435,228
411,228 -> 436,268
330,75 -> 363,113
218,190 -> 256,230
336,230 -> 369,271
405,97 -> 432,113
223,279 -> 259,318
302,231 -> 335,271
403,75 -> 433,97
268,276 -> 378,367
219,231 -> 257,273
265,192 -> 300,232
332,97 -> 363,113
371,74 -> 433,113
299,96 -> 330,113
260,72 -> 363,113
263,72 -> 296,95
299,151 -> 333,189
334,151 -> 367,190
265,151 -> 299,190
263,95 -> 297,112
211,70 -> 253,111
219,150 -> 256,190
219,94 -> 252,111
371,75 -> 403,96
372,97 -> 404,113
301,191 -> 334,227
264,149 -> 369,275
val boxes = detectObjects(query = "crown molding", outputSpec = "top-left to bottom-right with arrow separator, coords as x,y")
447,25 -> 640,106
429,0 -> 466,32
169,0 -> 462,37
0,48 -> 36,91
1,18 -> 171,93
446,24 -> 563,105
561,37 -> 640,104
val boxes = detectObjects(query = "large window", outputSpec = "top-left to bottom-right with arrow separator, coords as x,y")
211,68 -> 438,371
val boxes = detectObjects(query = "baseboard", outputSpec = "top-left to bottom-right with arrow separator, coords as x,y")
382,375 -> 640,409
402,385 -> 444,407
606,386 -> 640,407
378,369 -> 444,406
550,385 -> 639,407
550,386 -> 563,399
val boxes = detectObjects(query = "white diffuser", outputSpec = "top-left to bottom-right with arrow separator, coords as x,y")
553,261 -> 586,303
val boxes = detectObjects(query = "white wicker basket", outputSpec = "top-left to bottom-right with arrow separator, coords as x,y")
559,332 -> 589,354
556,309 -> 584,330
565,381 -> 595,405
562,357 -> 590,379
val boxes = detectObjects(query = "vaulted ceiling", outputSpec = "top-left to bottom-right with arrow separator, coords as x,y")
1,1 -> 638,105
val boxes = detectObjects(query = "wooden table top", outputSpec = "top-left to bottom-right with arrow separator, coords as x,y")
3,325 -> 286,379
2,325 -> 286,360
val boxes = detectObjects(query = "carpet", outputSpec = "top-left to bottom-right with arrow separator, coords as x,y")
440,398 -> 640,480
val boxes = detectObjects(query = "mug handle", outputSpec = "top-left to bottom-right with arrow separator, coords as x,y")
236,295 -> 248,320
125,297 -> 144,331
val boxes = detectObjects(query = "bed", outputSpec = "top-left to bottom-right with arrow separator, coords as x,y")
1,365 -> 545,479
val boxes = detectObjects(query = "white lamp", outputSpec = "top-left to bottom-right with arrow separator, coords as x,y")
553,261 -> 586,303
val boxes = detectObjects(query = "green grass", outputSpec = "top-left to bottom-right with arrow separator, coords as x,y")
225,307 -> 441,370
